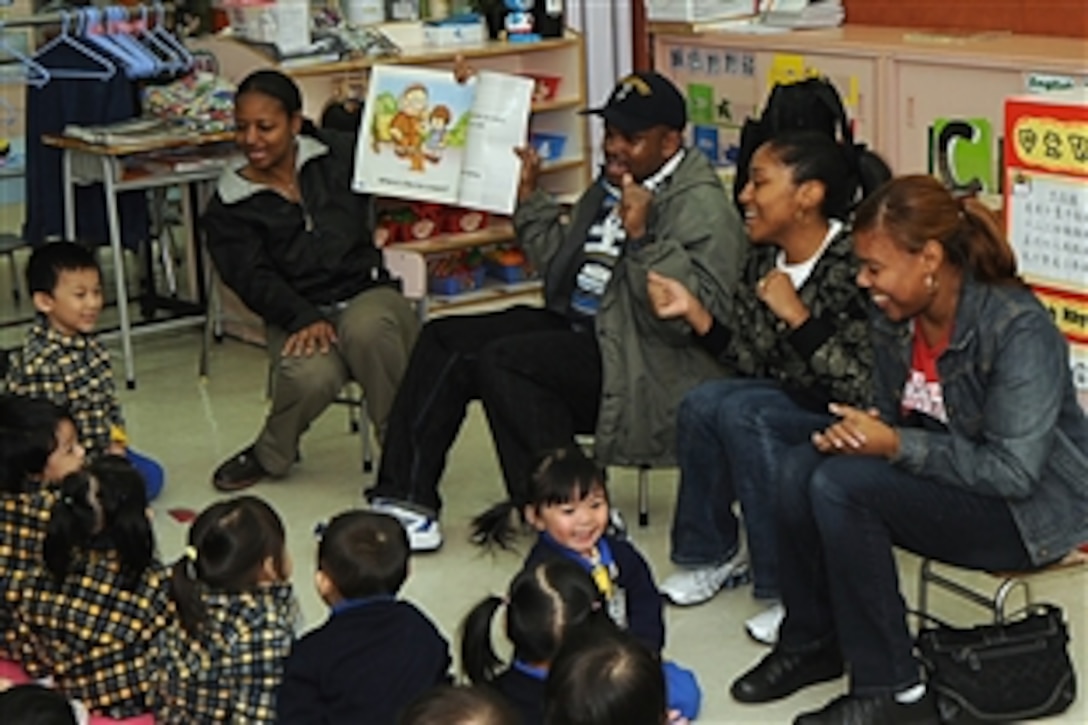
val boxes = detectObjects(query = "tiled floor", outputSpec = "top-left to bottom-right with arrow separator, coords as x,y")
1,255 -> 1086,723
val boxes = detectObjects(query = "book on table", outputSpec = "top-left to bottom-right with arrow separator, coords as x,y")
352,65 -> 534,215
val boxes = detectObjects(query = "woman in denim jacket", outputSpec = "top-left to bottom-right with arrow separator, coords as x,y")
730,175 -> 1088,725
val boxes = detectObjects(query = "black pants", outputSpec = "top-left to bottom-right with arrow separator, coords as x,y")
366,306 -> 602,514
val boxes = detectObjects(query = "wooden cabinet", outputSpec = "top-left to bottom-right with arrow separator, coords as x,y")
191,32 -> 590,318
652,27 -> 887,177
651,25 -> 1087,188
887,33 -> 1087,180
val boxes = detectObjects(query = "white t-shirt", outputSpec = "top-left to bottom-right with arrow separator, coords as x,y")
774,218 -> 844,290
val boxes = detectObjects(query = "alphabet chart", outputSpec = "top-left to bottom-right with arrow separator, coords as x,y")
1004,93 -> 1088,405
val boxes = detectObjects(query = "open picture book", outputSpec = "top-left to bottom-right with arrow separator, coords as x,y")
352,65 -> 534,215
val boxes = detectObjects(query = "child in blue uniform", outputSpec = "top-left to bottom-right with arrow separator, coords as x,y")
461,558 -> 612,725
462,557 -> 700,724
474,445 -> 663,652
277,510 -> 450,724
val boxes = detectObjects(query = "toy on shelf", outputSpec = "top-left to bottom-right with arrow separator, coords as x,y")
443,206 -> 490,234
504,0 -> 540,43
428,249 -> 487,295
529,131 -> 567,162
484,245 -> 534,282
525,73 -> 561,102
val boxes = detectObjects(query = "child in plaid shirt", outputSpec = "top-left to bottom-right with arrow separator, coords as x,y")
0,396 -> 86,662
151,496 -> 298,724
3,456 -> 169,720
4,242 -> 163,501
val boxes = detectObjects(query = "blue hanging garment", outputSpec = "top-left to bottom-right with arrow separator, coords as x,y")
24,41 -> 149,249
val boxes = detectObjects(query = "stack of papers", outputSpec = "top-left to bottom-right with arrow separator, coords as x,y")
761,0 -> 844,29
63,118 -> 200,147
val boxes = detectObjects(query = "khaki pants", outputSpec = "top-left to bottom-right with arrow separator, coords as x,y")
254,285 -> 419,476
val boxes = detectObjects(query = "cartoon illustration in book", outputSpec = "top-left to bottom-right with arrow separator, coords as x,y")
356,65 -> 512,207
424,105 -> 452,163
388,83 -> 430,171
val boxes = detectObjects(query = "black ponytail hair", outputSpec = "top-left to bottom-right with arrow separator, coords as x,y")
757,130 -> 891,222
43,455 -> 153,586
170,495 -> 287,635
0,395 -> 74,493
461,558 -> 612,685
471,446 -> 609,550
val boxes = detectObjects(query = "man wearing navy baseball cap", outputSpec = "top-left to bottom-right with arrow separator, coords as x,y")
366,69 -> 746,553
581,70 -> 688,135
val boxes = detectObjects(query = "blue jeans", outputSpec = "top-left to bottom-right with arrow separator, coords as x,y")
776,446 -> 1034,695
670,379 -> 832,599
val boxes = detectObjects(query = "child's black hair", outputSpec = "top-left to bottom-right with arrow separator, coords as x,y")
319,510 -> 409,600
43,455 -> 153,587
0,395 -> 74,493
544,626 -> 666,725
170,495 -> 287,635
0,683 -> 77,725
26,241 -> 100,296
461,558 -> 613,686
397,684 -> 519,725
471,446 -> 609,550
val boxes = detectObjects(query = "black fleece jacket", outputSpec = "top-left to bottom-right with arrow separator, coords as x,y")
203,129 -> 396,334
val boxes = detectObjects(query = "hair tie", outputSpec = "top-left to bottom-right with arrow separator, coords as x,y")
955,194 -> 969,221
183,545 -> 199,563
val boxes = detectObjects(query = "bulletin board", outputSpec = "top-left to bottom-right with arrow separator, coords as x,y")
1004,93 -> 1088,407
655,37 -> 877,183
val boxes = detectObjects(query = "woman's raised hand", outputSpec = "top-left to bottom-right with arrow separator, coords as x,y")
647,271 -> 713,334
756,269 -> 810,329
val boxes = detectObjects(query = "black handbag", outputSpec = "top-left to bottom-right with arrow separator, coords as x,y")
915,604 -> 1076,723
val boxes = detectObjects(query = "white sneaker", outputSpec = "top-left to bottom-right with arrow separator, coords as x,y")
745,602 -> 786,645
369,499 -> 443,552
659,553 -> 749,606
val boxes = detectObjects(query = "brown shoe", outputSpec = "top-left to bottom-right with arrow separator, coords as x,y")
212,447 -> 267,492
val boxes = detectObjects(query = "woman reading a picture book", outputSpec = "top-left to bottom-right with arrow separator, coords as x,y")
365,71 -> 747,553
202,69 -> 420,492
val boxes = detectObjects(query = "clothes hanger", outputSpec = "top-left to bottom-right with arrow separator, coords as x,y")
150,2 -> 195,73
104,5 -> 163,77
0,23 -> 52,88
32,9 -> 115,81
133,5 -> 184,75
78,6 -> 149,79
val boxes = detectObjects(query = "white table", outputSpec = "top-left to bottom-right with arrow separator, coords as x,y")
44,131 -> 236,388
